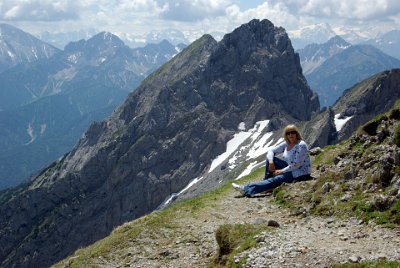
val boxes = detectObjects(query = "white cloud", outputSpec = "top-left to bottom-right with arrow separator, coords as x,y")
0,0 -> 81,21
226,1 -> 298,30
0,0 -> 399,42
266,0 -> 400,21
158,0 -> 235,22
113,0 -> 167,14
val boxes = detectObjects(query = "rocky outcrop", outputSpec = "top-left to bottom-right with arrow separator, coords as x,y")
333,69 -> 400,141
0,19 -> 318,268
297,69 -> 400,150
305,44 -> 400,107
299,107 -> 337,148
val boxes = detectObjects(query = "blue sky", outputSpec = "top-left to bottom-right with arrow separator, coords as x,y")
1,0 -> 400,40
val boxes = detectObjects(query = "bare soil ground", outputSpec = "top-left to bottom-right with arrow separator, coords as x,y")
97,182 -> 400,268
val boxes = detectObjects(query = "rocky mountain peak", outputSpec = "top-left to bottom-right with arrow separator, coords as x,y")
0,23 -> 59,73
298,35 -> 351,76
89,31 -> 126,47
326,35 -> 350,47
0,19 -> 319,268
65,31 -> 125,52
63,31 -> 129,66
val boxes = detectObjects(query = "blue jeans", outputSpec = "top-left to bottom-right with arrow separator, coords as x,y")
243,157 -> 294,196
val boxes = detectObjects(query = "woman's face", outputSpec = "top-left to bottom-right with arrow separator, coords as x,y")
286,130 -> 298,143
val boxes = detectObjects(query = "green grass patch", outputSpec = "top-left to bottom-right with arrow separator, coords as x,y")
311,141 -> 352,167
351,141 -> 365,156
394,123 -> 400,147
210,223 -> 272,267
54,166 -> 267,268
273,186 -> 289,205
389,199 -> 400,224
56,208 -> 176,267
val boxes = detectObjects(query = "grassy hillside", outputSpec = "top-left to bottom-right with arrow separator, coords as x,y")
53,102 -> 400,268
274,100 -> 400,227
54,169 -> 273,268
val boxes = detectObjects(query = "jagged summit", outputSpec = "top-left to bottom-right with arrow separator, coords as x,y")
63,31 -> 128,65
0,23 -> 59,73
298,35 -> 351,76
0,19 -> 318,268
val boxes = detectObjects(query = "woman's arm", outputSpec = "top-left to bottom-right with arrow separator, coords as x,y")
266,142 -> 287,161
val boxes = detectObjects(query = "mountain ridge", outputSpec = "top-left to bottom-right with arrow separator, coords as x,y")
0,31 -> 182,190
53,99 -> 400,268
0,19 -> 318,267
298,35 -> 350,75
0,23 -> 59,74
303,42 -> 400,107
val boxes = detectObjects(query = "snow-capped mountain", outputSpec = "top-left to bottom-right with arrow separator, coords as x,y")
145,29 -> 189,45
288,23 -> 396,51
0,20 -> 320,268
0,23 -> 59,73
297,35 -> 351,75
37,28 -> 97,49
39,28 -> 191,49
288,23 -> 337,49
363,30 -> 400,60
332,26 -> 371,44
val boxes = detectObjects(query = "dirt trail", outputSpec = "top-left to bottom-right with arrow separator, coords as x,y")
99,186 -> 400,268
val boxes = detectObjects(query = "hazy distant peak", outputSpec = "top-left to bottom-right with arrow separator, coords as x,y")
326,35 -> 350,46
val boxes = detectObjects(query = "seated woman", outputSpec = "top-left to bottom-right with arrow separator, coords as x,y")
232,124 -> 311,197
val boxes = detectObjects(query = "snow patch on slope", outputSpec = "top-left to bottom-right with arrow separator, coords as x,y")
209,119 -> 285,176
334,113 -> 353,131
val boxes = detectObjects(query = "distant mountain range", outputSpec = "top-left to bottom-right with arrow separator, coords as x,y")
35,23 -> 400,60
362,29 -> 400,60
0,23 -> 59,73
298,36 -> 400,107
298,35 -> 351,75
288,23 -> 338,49
288,23 -> 400,60
0,24 -> 183,190
38,28 -> 190,49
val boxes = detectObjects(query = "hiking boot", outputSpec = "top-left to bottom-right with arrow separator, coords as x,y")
232,183 -> 245,195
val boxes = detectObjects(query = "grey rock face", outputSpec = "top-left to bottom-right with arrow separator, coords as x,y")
298,68 -> 400,150
0,19 -> 318,268
299,107 -> 337,148
333,69 -> 400,141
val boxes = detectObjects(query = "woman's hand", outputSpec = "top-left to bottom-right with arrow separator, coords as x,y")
273,169 -> 283,176
268,161 -> 276,172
